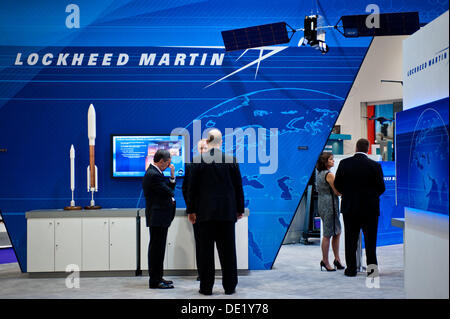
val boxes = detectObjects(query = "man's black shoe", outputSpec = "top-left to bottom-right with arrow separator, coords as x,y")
199,289 -> 212,295
344,269 -> 357,277
149,282 -> 174,289
224,289 -> 235,295
161,278 -> 173,285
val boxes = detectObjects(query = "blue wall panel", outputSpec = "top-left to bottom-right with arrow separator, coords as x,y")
0,1 -> 447,272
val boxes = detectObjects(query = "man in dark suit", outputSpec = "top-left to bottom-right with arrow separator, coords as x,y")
186,129 -> 245,295
334,138 -> 385,277
182,139 -> 208,281
142,149 -> 176,289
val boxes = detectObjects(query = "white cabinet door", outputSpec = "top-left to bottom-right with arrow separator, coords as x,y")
54,218 -> 82,272
109,217 -> 136,270
166,217 -> 196,270
82,218 -> 109,271
27,218 -> 55,272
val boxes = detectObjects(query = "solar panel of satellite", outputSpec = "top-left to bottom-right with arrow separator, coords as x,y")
221,22 -> 291,51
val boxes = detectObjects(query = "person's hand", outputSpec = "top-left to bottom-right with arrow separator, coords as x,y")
169,164 -> 175,177
188,213 -> 196,224
237,213 -> 243,220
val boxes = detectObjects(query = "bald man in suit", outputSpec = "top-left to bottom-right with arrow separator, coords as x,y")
334,138 -> 385,277
186,129 -> 245,295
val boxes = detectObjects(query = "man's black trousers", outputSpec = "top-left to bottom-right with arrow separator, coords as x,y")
196,221 -> 238,293
148,226 -> 168,285
343,214 -> 379,273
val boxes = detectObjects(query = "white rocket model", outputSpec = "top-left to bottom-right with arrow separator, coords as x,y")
64,144 -> 81,210
70,144 -> 76,206
87,104 -> 99,207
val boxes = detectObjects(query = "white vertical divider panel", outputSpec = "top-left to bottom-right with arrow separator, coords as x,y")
236,216 -> 248,269
140,217 -> 150,270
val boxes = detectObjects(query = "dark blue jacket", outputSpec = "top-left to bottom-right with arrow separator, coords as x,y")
142,164 -> 176,227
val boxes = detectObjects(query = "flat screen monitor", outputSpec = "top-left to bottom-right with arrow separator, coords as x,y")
112,134 -> 187,178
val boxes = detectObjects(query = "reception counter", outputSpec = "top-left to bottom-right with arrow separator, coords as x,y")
26,208 -> 249,274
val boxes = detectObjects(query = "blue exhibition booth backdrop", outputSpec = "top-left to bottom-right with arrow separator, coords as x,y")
0,1 -> 447,272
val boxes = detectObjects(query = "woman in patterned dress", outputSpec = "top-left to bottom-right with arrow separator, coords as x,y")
315,152 -> 345,271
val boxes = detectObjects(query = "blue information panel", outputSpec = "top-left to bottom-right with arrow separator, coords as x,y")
396,97 -> 449,215
112,135 -> 186,178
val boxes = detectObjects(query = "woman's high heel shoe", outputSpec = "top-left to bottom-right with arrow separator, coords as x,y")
333,260 -> 345,270
320,261 -> 336,272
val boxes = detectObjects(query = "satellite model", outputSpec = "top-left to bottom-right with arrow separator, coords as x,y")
298,14 -> 330,54
206,4 -> 420,88
221,6 -> 419,55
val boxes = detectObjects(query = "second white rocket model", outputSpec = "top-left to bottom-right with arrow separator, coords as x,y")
87,104 -> 99,208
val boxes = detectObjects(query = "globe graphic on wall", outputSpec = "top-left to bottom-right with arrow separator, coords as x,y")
408,108 -> 449,213
184,87 -> 342,212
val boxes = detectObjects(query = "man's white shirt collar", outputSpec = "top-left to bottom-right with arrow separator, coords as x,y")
150,163 -> 163,175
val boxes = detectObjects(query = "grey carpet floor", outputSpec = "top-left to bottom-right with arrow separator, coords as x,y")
0,242 -> 405,299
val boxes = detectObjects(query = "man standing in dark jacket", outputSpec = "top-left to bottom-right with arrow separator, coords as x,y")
334,138 -> 385,277
142,149 -> 176,289
186,129 -> 245,295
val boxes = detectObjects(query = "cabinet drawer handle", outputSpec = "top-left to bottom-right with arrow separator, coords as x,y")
49,222 -> 52,225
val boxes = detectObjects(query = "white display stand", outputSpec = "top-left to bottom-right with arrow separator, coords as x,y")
26,208 -> 249,275
404,208 -> 449,298
139,209 -> 249,271
26,209 -> 137,273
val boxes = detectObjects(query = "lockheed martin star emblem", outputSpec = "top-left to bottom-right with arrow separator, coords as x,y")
205,46 -> 288,88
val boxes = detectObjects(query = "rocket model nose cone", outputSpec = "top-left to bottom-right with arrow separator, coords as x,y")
88,104 -> 96,141
70,144 -> 75,158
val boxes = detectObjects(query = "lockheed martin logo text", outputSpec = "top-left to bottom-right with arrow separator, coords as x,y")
14,52 -> 225,67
